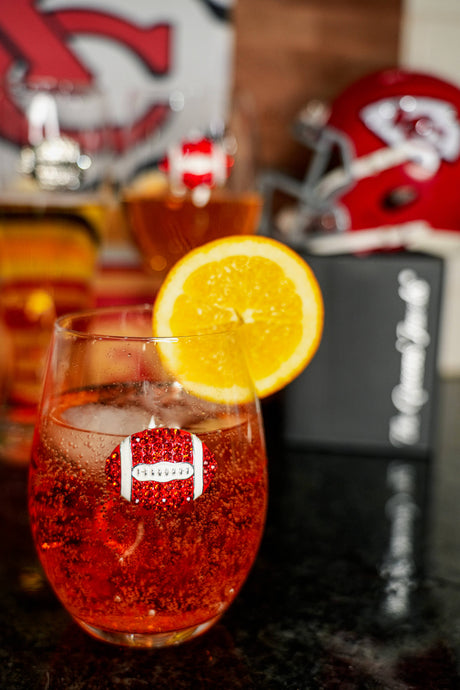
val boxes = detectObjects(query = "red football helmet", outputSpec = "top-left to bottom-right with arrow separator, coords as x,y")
261,68 -> 460,254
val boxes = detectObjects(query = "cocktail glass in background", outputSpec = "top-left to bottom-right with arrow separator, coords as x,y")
0,74 -> 110,461
28,305 -> 268,647
120,89 -> 262,291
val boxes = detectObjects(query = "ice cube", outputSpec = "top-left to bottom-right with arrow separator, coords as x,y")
63,403 -> 151,436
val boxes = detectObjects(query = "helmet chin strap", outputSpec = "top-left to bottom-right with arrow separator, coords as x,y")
315,139 -> 440,201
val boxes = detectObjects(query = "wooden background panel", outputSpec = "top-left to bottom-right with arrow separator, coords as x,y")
234,0 -> 402,176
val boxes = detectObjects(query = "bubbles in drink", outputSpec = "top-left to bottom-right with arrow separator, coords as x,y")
30,384 -> 267,641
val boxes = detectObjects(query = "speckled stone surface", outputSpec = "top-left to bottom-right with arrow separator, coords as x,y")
2,383 -> 460,689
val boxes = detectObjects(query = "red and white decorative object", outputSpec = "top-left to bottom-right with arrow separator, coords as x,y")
160,136 -> 234,191
105,427 -> 217,510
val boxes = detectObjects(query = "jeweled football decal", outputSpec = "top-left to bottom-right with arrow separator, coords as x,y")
105,427 -> 216,509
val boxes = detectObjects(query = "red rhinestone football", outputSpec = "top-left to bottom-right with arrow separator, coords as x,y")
105,427 -> 217,510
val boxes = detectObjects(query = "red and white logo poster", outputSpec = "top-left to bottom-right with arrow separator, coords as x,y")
0,0 -> 234,181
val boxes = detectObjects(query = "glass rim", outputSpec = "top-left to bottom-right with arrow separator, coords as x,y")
55,304 -> 241,342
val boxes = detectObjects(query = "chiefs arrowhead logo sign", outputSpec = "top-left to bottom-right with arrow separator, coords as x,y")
0,1 -> 171,154
0,1 -> 233,178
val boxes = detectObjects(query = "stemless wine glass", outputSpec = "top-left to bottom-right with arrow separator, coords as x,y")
28,305 -> 268,647
120,87 -> 262,291
0,74 -> 111,461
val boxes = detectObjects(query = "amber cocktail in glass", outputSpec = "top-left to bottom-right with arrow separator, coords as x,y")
121,90 -> 262,289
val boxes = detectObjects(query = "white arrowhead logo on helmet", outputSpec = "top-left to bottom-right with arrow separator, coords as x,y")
360,96 -> 460,163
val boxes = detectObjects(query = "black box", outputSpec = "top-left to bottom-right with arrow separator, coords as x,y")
283,251 -> 444,458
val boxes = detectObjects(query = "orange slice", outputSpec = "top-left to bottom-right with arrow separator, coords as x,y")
152,235 -> 323,402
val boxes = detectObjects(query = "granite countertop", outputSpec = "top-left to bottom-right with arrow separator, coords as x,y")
2,381 -> 460,689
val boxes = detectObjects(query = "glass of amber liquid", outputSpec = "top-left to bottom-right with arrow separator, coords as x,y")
0,75 -> 109,460
28,305 -> 267,647
121,89 -> 262,291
